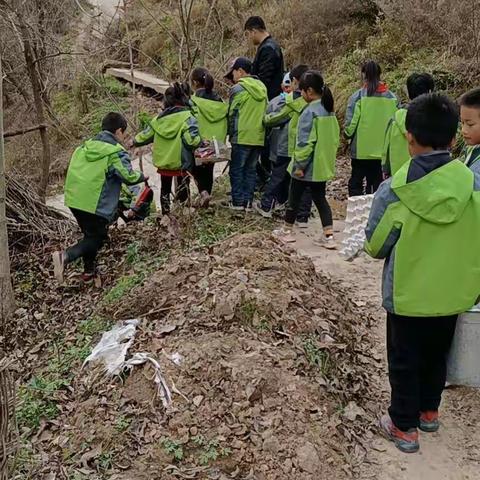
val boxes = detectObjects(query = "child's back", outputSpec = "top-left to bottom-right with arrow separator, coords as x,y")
229,76 -> 268,146
382,108 -> 409,176
191,89 -> 228,142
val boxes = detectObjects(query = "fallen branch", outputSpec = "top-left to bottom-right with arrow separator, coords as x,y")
3,124 -> 48,139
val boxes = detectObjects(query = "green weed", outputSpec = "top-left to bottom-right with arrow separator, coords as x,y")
97,451 -> 114,472
163,439 -> 184,461
303,337 -> 331,376
126,240 -> 142,265
115,415 -> 132,433
103,274 -> 144,304
198,439 -> 231,466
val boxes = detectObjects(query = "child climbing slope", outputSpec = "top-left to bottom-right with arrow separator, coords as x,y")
133,83 -> 201,214
345,61 -> 397,195
190,67 -> 228,206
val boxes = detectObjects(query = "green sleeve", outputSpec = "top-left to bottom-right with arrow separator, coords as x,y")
182,116 -> 201,149
110,150 -> 145,186
345,94 -> 361,138
382,118 -> 394,177
292,109 -> 316,171
134,125 -> 155,147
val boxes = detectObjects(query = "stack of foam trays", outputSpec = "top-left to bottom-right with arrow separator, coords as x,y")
340,194 -> 374,261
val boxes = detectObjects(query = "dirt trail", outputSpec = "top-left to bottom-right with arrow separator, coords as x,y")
289,219 -> 480,480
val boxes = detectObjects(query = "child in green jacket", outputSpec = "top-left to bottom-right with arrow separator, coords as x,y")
382,73 -> 435,177
225,57 -> 268,210
345,61 -> 397,195
53,113 -> 145,283
190,67 -> 228,206
459,87 -> 480,170
276,71 -> 340,247
365,93 -> 480,454
134,83 -> 201,214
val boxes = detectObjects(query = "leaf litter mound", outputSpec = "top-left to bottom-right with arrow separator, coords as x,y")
55,233 -> 383,479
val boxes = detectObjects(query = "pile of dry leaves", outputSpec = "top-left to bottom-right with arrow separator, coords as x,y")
27,232 -> 384,479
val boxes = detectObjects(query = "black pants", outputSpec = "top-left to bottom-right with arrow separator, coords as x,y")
66,208 -> 109,274
348,159 -> 383,196
285,178 -> 332,228
260,155 -> 291,210
192,163 -> 214,195
160,175 -> 190,214
256,139 -> 272,190
387,312 -> 458,431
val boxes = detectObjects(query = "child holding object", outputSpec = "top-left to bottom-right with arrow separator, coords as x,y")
53,113 -> 145,284
276,71 -> 340,247
133,83 -> 201,215
190,67 -> 228,206
365,93 -> 480,453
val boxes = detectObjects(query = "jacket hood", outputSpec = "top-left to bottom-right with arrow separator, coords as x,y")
238,77 -> 267,101
392,153 -> 474,224
394,108 -> 408,135
286,92 -> 307,113
153,109 -> 191,139
191,95 -> 228,123
84,131 -> 123,162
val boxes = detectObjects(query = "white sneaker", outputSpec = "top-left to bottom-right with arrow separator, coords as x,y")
323,236 -> 337,250
221,201 -> 244,212
254,201 -> 273,218
296,221 -> 309,229
273,227 -> 296,243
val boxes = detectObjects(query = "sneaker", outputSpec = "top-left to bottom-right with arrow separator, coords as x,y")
379,414 -> 419,454
273,227 -> 296,243
273,202 -> 287,213
419,411 -> 440,433
323,235 -> 337,250
52,251 -> 66,284
221,201 -> 244,212
296,221 -> 309,229
81,272 -> 96,284
254,201 -> 272,218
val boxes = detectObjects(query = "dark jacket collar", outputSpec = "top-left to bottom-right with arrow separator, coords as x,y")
407,150 -> 452,183
94,130 -> 119,145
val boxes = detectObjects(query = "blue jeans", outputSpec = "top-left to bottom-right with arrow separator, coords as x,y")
230,145 -> 261,207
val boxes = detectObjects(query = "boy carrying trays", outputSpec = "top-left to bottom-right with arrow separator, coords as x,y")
225,57 -> 268,211
53,113 -> 145,284
365,93 -> 480,453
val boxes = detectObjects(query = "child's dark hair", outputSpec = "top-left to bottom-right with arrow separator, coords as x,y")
290,64 -> 309,82
191,67 -> 214,94
361,60 -> 381,96
459,87 -> 480,108
299,70 -> 334,113
244,16 -> 266,31
164,82 -> 189,109
102,112 -> 127,133
406,73 -> 435,100
406,93 -> 459,150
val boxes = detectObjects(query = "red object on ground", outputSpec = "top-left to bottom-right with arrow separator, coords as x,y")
135,182 -> 154,210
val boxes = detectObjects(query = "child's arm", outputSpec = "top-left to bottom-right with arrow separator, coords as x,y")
133,124 -> 155,147
182,116 -> 202,150
264,96 -> 290,127
344,91 -> 361,139
364,180 -> 402,259
110,150 -> 145,185
382,118 -> 394,178
291,109 -> 316,174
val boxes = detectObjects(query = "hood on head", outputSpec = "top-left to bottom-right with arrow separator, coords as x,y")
392,157 -> 474,225
238,77 -> 267,101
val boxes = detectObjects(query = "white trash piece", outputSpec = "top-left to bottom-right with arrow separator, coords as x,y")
447,305 -> 480,387
340,195 -> 374,261
83,319 -> 139,375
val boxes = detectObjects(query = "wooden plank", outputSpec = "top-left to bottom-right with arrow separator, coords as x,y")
105,68 -> 170,94
195,156 -> 229,167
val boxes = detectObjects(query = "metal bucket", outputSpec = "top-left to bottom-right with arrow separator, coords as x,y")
446,305 -> 480,387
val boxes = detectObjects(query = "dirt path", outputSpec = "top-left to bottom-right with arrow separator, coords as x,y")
288,219 -> 480,480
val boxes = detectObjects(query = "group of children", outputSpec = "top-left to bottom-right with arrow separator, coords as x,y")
52,55 -> 480,458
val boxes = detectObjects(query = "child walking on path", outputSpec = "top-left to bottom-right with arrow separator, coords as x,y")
382,73 -> 435,177
53,113 -> 145,283
133,83 -> 201,214
278,71 -> 340,247
345,61 -> 397,195
255,64 -> 313,223
190,67 -> 228,206
225,57 -> 268,211
365,93 -> 480,454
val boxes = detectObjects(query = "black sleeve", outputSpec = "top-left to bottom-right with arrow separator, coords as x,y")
256,47 -> 278,88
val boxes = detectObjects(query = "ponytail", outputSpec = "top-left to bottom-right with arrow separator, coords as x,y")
191,67 -> 215,94
164,82 -> 189,108
361,60 -> 381,97
298,70 -> 335,113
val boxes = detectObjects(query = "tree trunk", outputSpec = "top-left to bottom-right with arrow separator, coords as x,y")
0,54 -> 15,333
18,18 -> 51,202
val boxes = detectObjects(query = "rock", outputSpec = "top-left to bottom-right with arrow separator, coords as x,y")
296,442 -> 321,474
193,395 -> 204,407
263,435 -> 281,454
